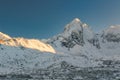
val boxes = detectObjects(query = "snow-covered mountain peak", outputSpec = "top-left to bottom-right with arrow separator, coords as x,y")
108,25 -> 120,30
110,25 -> 120,28
48,18 -> 100,55
0,32 -> 11,40
0,32 -> 56,53
1,38 -> 56,53
62,18 -> 94,40
101,25 -> 120,42
71,18 -> 81,23
108,25 -> 120,32
103,25 -> 120,35
63,18 -> 84,37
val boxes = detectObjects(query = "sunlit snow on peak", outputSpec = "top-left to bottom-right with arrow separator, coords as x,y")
73,18 -> 80,22
110,26 -> 116,28
0,32 -> 56,53
0,32 -> 11,40
110,25 -> 120,28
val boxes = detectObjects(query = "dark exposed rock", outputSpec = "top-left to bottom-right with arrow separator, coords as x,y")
61,31 -> 85,50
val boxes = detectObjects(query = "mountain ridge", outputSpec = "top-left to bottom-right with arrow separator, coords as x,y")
0,18 -> 120,55
0,18 -> 120,79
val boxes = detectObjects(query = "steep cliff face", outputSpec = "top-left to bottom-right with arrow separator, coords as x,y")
49,18 -> 96,47
47,18 -> 100,58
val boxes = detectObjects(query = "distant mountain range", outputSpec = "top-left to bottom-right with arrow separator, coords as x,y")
0,18 -> 120,80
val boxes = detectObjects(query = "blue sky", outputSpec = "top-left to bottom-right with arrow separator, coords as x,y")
0,0 -> 120,39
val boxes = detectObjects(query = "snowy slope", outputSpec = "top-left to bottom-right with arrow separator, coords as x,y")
0,44 -> 100,75
99,25 -> 120,59
0,33 -> 55,53
0,32 -> 11,40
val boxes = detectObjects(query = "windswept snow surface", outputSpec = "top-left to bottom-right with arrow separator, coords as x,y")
0,45 -> 100,74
